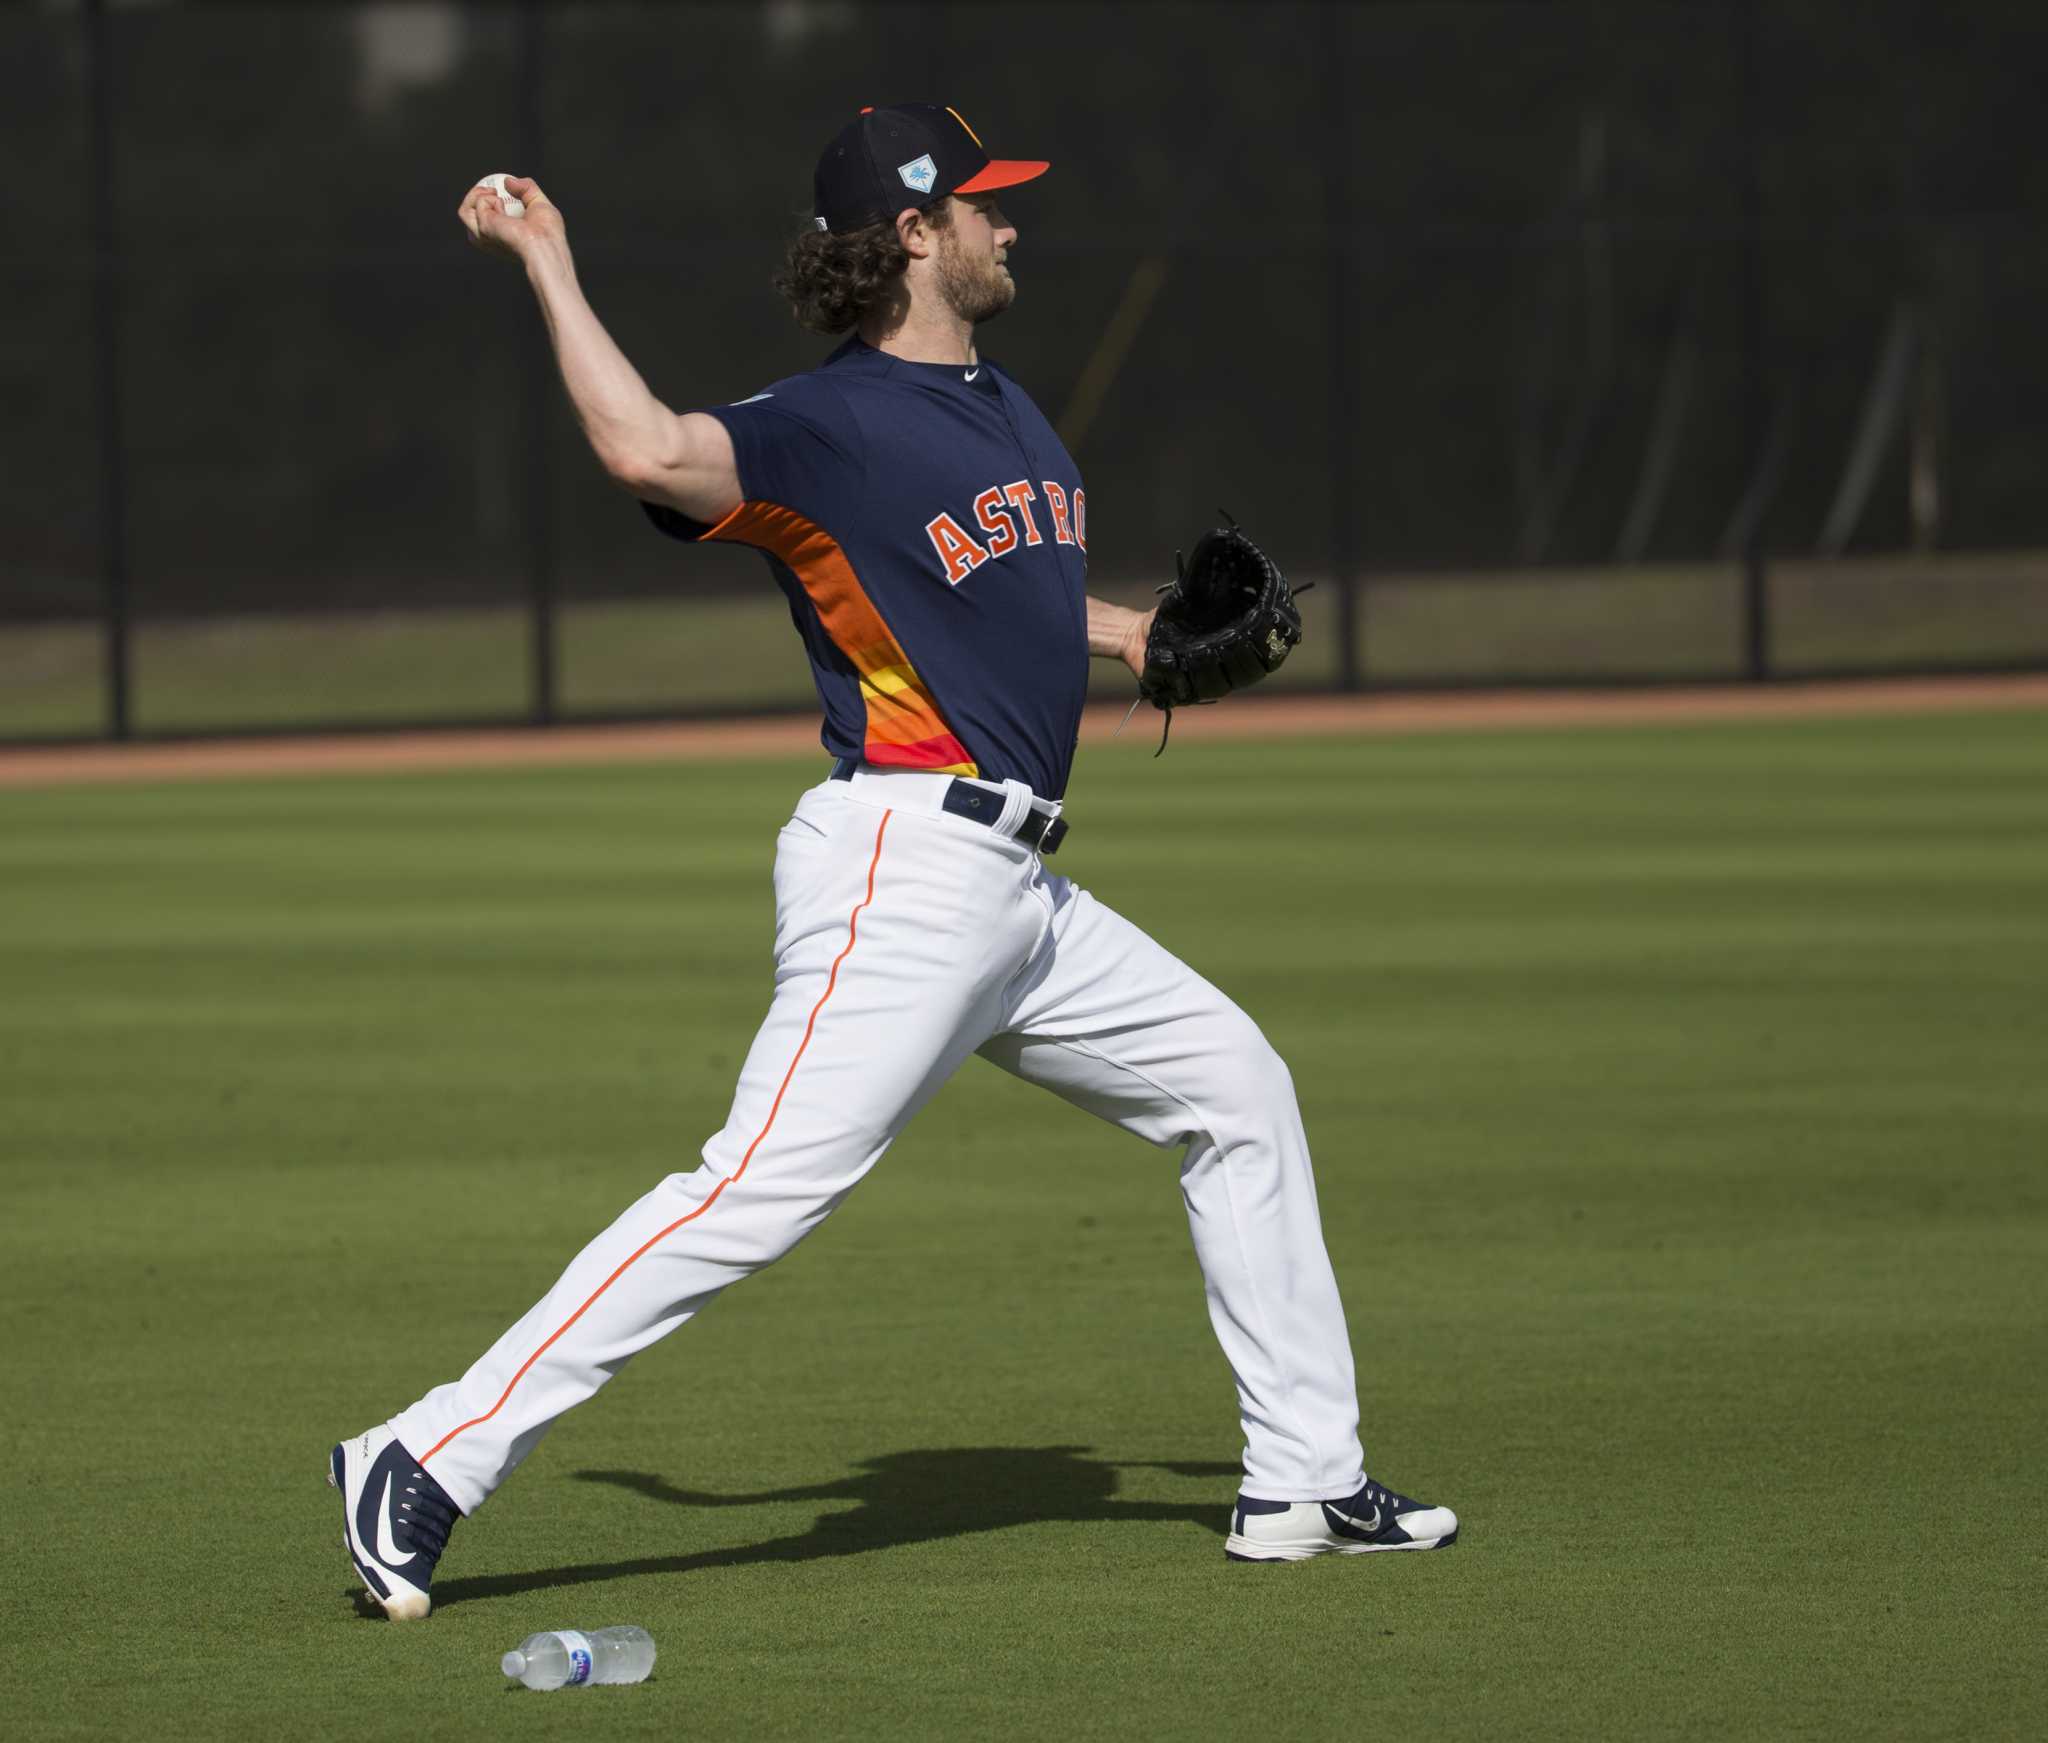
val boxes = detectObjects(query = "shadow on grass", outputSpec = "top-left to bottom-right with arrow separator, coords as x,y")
429,1445 -> 1240,1611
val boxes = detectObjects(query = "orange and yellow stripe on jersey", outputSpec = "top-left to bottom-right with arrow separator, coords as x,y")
704,501 -> 978,775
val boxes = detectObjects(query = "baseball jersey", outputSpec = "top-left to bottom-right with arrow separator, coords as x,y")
644,337 -> 1090,799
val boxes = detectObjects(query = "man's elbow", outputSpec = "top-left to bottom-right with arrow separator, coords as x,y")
596,413 -> 740,520
599,447 -> 666,498
602,453 -> 741,526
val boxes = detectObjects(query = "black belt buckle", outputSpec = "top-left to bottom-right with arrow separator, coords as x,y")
1011,804 -> 1067,856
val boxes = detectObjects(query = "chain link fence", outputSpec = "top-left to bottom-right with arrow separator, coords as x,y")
5,0 -> 2045,740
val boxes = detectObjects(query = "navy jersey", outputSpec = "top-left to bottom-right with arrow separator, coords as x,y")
644,337 -> 1090,798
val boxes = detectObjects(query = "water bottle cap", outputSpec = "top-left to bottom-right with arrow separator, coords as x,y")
501,1651 -> 526,1679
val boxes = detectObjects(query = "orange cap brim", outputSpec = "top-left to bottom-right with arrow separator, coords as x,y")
954,159 -> 1050,194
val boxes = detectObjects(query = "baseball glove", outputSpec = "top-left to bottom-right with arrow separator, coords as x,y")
1135,514 -> 1309,751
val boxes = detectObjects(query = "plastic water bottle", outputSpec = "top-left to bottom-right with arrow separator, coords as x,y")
501,1627 -> 656,1690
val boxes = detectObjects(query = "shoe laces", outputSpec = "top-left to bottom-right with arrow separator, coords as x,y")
1359,1477 -> 1416,1517
395,1466 -> 458,1562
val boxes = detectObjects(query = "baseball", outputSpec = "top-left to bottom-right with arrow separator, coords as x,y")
478,173 -> 525,218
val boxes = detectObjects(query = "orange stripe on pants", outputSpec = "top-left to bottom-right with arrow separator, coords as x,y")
419,810 -> 894,1466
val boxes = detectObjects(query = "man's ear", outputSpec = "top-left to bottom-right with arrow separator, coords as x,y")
895,204 -> 939,260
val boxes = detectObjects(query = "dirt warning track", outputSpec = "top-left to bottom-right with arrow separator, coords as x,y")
3,675 -> 2044,791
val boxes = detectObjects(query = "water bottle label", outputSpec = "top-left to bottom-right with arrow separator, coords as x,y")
558,1631 -> 594,1686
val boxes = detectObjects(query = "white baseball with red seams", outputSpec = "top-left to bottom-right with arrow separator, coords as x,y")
389,765 -> 1368,1512
477,172 -> 524,217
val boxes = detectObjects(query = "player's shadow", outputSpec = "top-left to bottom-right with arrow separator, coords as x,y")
428,1445 -> 1239,1611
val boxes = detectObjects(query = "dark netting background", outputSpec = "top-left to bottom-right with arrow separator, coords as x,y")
3,0 -> 2044,738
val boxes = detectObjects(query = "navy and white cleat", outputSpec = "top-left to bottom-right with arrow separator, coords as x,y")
1225,1477 -> 1459,1561
329,1425 -> 460,1621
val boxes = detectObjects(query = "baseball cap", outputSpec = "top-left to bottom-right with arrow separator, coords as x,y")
812,103 -> 1048,234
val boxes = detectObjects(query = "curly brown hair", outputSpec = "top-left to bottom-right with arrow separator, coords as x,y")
773,200 -> 952,336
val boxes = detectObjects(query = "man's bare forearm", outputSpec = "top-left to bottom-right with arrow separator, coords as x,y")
1088,596 -> 1153,680
512,237 -> 738,521
461,176 -> 737,519
523,246 -> 679,479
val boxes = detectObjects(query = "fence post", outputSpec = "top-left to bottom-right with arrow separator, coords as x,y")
518,0 -> 557,725
1737,0 -> 1772,680
1320,5 -> 1363,691
86,0 -> 132,739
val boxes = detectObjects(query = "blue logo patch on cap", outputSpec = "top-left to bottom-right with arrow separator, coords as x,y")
898,154 -> 938,193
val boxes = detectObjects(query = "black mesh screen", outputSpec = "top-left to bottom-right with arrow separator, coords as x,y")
4,0 -> 2044,738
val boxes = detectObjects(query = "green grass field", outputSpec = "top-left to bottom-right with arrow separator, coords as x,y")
4,711 -> 2046,1739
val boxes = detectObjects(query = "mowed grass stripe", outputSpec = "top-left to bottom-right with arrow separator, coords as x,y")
2,710 -> 2044,1740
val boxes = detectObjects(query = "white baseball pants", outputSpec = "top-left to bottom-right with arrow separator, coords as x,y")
392,766 -> 1368,1515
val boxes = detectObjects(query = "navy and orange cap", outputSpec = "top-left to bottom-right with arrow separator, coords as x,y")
812,103 -> 1048,234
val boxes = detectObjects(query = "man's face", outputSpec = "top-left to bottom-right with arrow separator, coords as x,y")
933,193 -> 1018,325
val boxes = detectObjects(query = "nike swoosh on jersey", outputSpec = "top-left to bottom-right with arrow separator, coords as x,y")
731,392 -> 776,405
374,1472 -> 418,1567
963,369 -> 979,381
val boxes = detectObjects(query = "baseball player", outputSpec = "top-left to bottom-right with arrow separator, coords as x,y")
330,103 -> 1457,1621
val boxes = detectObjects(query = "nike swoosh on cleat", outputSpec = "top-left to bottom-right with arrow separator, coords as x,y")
373,1472 -> 417,1568
1322,1501 -> 1383,1539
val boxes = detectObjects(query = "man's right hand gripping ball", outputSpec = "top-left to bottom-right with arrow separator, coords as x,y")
1137,518 -> 1308,741
459,174 -> 562,261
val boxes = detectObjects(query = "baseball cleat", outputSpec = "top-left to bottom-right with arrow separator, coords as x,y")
1224,1477 -> 1458,1561
329,1425 -> 460,1620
